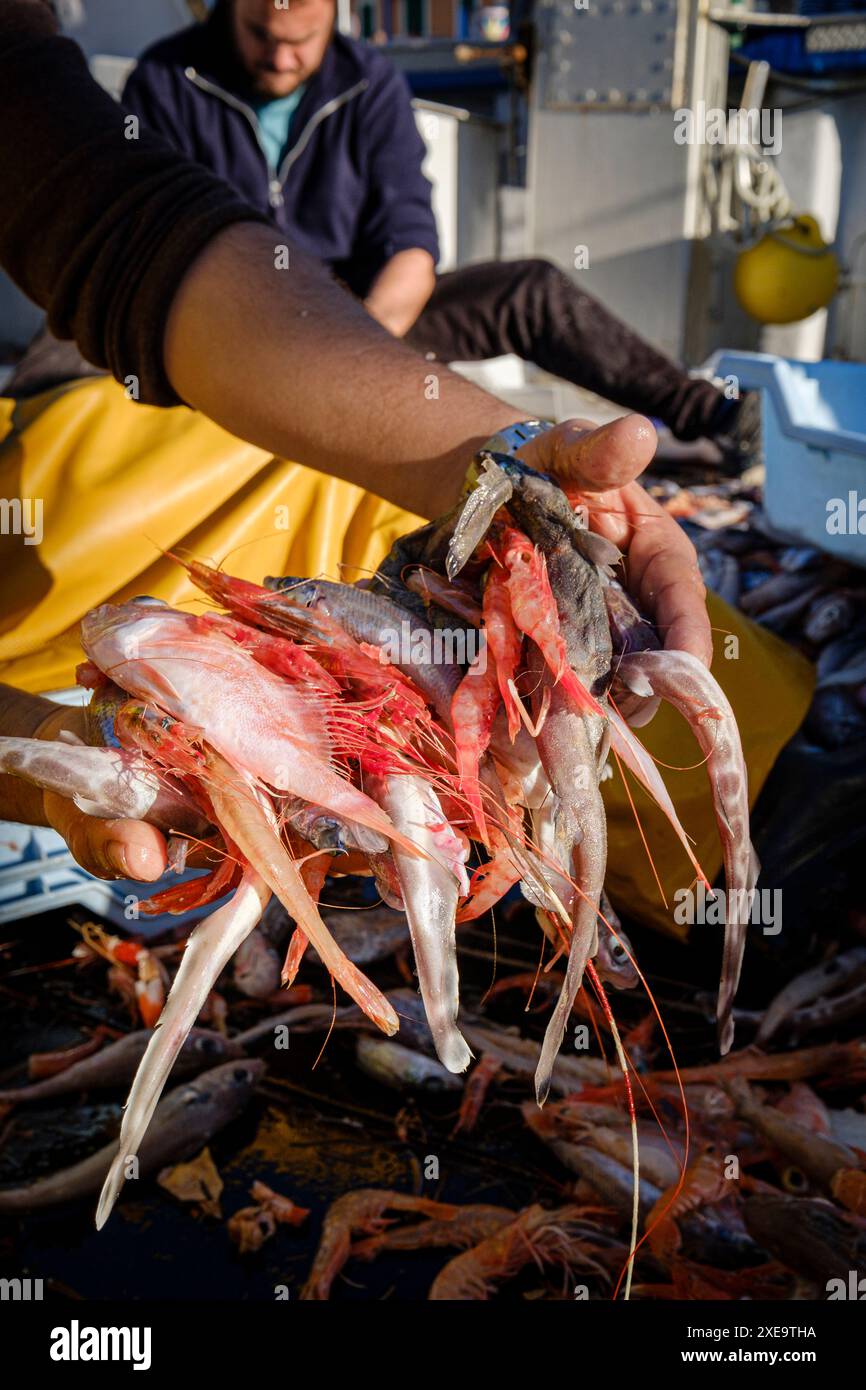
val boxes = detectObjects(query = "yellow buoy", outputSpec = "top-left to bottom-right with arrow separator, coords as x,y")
734,215 -> 839,325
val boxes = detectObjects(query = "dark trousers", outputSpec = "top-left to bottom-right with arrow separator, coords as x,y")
405,258 -> 726,442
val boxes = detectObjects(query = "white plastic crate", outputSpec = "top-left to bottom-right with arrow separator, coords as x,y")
709,351 -> 866,568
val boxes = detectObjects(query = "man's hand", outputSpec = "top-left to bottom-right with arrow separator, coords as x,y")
517,414 -> 712,668
29,702 -> 169,882
42,789 -> 168,882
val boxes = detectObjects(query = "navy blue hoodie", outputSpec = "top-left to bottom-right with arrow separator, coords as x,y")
122,2 -> 439,298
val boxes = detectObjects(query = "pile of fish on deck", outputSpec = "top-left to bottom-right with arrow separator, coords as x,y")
654,471 -> 866,748
0,452 -> 772,1290
3,938 -> 866,1299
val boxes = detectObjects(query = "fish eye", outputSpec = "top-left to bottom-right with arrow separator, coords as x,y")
611,942 -> 627,961
783,1166 -> 808,1193
198,1037 -> 220,1054
232,1066 -> 250,1082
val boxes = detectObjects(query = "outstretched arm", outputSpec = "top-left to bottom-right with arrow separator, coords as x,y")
0,6 -> 711,881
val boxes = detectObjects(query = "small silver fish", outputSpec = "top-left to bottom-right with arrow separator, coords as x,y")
354,1036 -> 462,1092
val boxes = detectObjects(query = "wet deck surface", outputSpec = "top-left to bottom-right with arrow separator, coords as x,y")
0,878 -> 860,1302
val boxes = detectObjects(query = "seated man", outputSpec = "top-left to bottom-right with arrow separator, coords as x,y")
121,0 -> 755,459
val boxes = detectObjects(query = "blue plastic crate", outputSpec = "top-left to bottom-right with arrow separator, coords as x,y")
709,351 -> 866,566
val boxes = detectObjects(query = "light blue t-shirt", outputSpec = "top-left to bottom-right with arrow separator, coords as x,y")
254,86 -> 307,171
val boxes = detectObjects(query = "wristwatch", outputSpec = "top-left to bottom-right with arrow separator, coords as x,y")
478,418 -> 554,457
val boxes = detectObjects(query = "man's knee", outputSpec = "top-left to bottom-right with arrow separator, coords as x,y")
509,257 -> 562,288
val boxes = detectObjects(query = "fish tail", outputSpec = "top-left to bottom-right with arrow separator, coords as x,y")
95,870 -> 269,1228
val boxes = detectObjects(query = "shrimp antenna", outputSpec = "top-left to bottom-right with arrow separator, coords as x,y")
587,961 -> 638,1301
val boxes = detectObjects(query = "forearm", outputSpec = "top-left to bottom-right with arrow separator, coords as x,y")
164,224 -> 523,518
364,248 -> 436,338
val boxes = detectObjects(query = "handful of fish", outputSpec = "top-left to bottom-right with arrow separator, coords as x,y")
0,452 -> 756,1227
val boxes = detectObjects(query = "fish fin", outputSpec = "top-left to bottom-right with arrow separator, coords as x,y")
618,668 -> 655,699
144,667 -> 184,705
340,820 -> 390,855
572,531 -> 623,568
72,794 -> 117,818
57,729 -> 86,746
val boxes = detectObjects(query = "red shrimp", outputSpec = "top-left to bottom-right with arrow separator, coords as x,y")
481,560 -> 524,741
73,923 -> 166,1029
647,1150 -> 732,1258
179,557 -> 434,744
450,649 -> 501,840
492,525 -> 605,720
198,610 -> 340,694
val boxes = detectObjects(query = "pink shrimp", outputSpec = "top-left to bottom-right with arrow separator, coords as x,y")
181,558 -> 433,741
450,650 -> 501,841
456,851 -> 520,922
204,751 -> 397,1030
482,561 -> 524,741
136,849 -> 241,915
493,525 -> 605,720
428,1203 -> 589,1300
302,1191 -> 458,1300
116,703 -> 397,1030
279,828 -> 330,988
